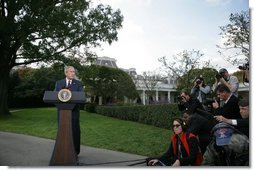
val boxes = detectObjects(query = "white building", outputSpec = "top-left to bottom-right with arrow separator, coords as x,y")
94,57 -> 178,105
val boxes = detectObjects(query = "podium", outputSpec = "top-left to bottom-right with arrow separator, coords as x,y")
43,90 -> 85,166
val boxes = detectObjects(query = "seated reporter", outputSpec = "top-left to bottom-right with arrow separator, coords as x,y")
147,118 -> 203,166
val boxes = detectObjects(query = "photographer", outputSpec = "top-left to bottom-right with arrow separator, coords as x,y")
213,68 -> 239,97
178,91 -> 204,113
238,62 -> 249,83
191,77 -> 211,111
212,84 -> 241,119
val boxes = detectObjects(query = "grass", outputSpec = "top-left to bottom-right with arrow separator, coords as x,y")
0,108 -> 172,157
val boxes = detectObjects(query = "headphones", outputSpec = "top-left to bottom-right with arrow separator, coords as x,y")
172,117 -> 188,131
182,120 -> 188,131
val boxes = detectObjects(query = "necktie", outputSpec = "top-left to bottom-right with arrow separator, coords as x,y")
67,80 -> 71,89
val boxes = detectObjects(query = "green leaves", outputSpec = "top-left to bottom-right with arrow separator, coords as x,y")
80,65 -> 138,104
217,11 -> 249,65
1,0 -> 123,67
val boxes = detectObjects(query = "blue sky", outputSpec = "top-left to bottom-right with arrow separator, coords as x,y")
94,0 -> 250,74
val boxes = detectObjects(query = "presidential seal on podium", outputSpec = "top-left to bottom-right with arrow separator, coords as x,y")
58,89 -> 72,102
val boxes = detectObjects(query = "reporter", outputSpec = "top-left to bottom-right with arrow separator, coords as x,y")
147,118 -> 203,166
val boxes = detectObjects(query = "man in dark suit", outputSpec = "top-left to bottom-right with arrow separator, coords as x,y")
214,99 -> 249,137
212,84 -> 241,119
178,91 -> 204,113
182,110 -> 213,154
55,66 -> 84,155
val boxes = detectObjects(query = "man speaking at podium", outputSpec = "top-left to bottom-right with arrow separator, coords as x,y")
54,66 -> 84,155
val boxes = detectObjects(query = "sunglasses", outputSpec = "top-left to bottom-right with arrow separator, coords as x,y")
172,124 -> 181,128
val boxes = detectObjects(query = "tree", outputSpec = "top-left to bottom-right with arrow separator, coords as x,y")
0,0 -> 123,115
158,49 -> 204,78
177,67 -> 218,93
140,71 -> 161,104
80,65 -> 138,105
158,49 -> 204,90
217,11 -> 249,65
8,65 -> 65,108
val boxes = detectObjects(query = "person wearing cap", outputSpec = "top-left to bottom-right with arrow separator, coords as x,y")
213,68 -> 239,97
202,123 -> 249,166
191,77 -> 211,111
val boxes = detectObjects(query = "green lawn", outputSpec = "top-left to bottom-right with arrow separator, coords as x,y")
0,108 -> 172,157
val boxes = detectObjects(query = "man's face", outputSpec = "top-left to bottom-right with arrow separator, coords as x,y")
216,91 -> 228,101
220,72 -> 229,80
240,106 -> 249,119
180,93 -> 190,101
65,67 -> 75,80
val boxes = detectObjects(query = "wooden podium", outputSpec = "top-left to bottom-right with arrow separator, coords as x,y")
43,90 -> 85,166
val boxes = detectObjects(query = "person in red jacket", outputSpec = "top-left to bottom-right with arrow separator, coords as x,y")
147,118 -> 203,166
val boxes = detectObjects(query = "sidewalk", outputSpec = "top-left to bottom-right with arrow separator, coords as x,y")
0,132 -> 146,167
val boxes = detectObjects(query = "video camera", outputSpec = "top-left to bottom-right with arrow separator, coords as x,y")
203,97 -> 220,113
203,97 -> 220,106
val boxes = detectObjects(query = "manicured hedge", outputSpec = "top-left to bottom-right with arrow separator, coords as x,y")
95,104 -> 181,129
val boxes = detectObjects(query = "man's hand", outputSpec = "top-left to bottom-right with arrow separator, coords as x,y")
214,115 -> 232,124
212,100 -> 219,109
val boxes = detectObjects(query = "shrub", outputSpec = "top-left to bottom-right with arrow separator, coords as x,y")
95,104 -> 181,129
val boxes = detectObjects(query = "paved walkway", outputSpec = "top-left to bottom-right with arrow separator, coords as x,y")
0,132 -> 147,167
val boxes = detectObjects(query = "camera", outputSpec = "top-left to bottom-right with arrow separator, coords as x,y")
196,80 -> 202,85
203,97 -> 220,106
177,96 -> 184,102
215,73 -> 222,79
238,62 -> 249,70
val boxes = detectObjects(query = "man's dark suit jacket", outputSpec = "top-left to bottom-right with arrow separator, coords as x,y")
54,78 -> 84,155
213,95 -> 241,119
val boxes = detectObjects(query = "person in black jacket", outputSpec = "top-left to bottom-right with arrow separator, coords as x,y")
147,118 -> 202,166
178,91 -> 204,113
182,110 -> 213,154
212,84 -> 241,119
214,99 -> 249,137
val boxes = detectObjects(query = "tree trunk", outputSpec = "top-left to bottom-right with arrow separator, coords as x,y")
0,68 -> 11,115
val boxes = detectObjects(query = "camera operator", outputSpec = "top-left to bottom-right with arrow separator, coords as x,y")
178,91 -> 204,113
213,68 -> 239,97
238,62 -> 249,83
212,84 -> 241,119
191,77 -> 211,111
